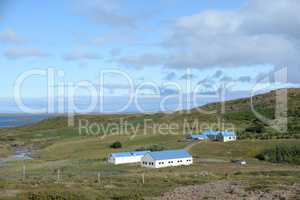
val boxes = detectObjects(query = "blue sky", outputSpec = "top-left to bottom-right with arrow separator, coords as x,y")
0,0 -> 299,101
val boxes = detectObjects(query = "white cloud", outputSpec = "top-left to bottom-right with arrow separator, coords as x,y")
110,48 -> 122,57
63,51 -> 101,61
118,53 -> 165,68
0,29 -> 24,44
238,76 -> 251,83
74,0 -> 137,28
162,0 -> 300,83
4,48 -> 49,59
164,72 -> 177,81
180,73 -> 197,80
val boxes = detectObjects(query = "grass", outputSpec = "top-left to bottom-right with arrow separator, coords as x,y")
190,139 -> 300,159
1,135 -> 300,199
0,144 -> 12,158
0,88 -> 300,199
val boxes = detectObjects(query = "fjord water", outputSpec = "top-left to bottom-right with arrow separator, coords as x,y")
0,115 -> 50,128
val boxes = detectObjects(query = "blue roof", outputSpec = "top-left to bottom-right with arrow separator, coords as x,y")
146,150 -> 192,160
221,131 -> 236,137
111,151 -> 150,158
191,134 -> 206,139
191,130 -> 236,139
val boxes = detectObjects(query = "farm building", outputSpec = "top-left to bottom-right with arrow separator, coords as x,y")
190,134 -> 206,140
191,130 -> 237,142
108,151 -> 150,165
216,131 -> 237,142
141,149 -> 193,168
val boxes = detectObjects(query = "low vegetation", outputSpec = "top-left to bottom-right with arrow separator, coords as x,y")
0,144 -> 12,158
256,145 -> 300,164
110,141 -> 122,149
135,144 -> 166,152
18,190 -> 89,200
0,88 -> 300,199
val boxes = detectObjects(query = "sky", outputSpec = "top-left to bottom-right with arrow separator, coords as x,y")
0,0 -> 299,113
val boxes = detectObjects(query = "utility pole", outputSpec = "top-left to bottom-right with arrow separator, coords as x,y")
22,164 -> 26,181
142,173 -> 145,185
57,169 -> 61,183
97,172 -> 101,185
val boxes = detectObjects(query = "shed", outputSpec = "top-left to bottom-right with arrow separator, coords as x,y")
191,130 -> 237,142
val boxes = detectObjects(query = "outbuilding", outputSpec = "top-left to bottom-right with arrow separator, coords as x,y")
141,149 -> 193,168
216,131 -> 237,142
191,130 -> 237,142
108,151 -> 150,165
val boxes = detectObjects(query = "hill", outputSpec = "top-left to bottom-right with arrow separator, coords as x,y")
0,88 -> 300,199
1,88 -> 299,147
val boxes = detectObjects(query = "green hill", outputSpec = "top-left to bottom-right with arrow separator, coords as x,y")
0,88 -> 300,200
1,88 -> 299,146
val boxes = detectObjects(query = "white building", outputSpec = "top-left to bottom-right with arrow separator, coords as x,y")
108,151 -> 150,165
141,149 -> 193,168
191,130 -> 237,142
216,131 -> 237,142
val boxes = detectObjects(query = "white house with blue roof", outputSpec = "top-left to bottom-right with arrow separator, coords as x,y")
141,149 -> 193,168
191,130 -> 236,142
217,131 -> 236,142
108,151 -> 150,165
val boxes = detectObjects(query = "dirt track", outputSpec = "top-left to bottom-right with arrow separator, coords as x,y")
150,181 -> 300,200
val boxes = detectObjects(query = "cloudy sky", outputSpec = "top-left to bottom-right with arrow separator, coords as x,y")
0,0 -> 299,101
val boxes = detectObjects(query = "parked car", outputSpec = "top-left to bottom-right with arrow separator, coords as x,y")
231,160 -> 247,165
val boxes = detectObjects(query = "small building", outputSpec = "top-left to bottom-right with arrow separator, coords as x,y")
190,134 -> 207,140
216,131 -> 237,142
191,130 -> 237,142
141,149 -> 193,168
108,151 -> 150,165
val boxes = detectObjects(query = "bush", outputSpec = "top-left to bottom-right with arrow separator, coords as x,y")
256,145 -> 300,165
112,193 -> 143,200
136,144 -> 165,152
18,191 -> 88,200
110,141 -> 122,149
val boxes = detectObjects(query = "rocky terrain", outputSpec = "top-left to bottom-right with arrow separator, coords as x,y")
151,181 -> 300,200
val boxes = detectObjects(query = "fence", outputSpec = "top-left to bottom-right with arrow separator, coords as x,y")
0,163 -> 150,186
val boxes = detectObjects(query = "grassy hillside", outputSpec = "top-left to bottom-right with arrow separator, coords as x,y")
1,88 -> 299,146
0,88 -> 299,199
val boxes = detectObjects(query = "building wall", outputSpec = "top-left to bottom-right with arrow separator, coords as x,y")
141,155 -> 193,168
222,136 -> 237,142
141,154 -> 156,168
108,155 -> 144,165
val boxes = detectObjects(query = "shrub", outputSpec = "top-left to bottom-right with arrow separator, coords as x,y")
112,193 -> 143,200
110,141 -> 122,149
136,144 -> 165,152
18,191 -> 88,200
256,145 -> 300,165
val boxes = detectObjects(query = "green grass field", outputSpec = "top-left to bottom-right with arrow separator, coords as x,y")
1,130 -> 300,200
